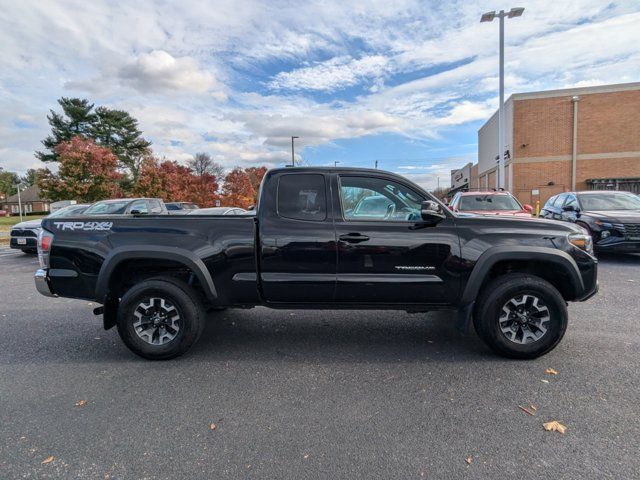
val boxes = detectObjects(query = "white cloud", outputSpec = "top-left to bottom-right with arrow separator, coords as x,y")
0,0 -> 639,177
269,55 -> 390,92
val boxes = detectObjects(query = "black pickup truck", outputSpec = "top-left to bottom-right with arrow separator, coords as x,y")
35,167 -> 598,360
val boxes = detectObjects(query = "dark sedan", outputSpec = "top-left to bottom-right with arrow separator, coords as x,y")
540,190 -> 640,253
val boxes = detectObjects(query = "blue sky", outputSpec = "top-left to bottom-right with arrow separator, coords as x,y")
1,0 -> 639,189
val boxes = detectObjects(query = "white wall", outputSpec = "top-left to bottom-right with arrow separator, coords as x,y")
450,162 -> 472,190
477,98 -> 513,177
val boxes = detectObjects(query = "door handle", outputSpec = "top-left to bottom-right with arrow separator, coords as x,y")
339,233 -> 370,243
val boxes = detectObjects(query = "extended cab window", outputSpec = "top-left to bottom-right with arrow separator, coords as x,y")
277,174 -> 327,221
128,200 -> 148,214
340,176 -> 423,222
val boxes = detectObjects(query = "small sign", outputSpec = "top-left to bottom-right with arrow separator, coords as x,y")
531,189 -> 540,195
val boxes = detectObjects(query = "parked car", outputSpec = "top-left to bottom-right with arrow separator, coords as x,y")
187,207 -> 248,215
83,198 -> 167,215
166,202 -> 199,214
0,210 -> 8,217
540,190 -> 640,253
449,191 -> 533,217
35,167 -> 597,361
10,204 -> 90,254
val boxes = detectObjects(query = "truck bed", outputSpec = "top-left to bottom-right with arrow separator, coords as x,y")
42,215 -> 258,305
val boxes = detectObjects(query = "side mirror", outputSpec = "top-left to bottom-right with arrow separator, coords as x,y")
562,205 -> 576,212
130,209 -> 146,215
420,200 -> 446,223
523,204 -> 533,213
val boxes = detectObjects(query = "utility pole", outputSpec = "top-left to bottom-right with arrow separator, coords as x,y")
481,7 -> 524,190
291,136 -> 299,167
334,161 -> 340,167
375,160 -> 378,169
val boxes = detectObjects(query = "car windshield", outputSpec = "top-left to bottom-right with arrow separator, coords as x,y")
47,205 -> 87,218
459,195 -> 522,211
84,201 -> 130,214
578,192 -> 640,211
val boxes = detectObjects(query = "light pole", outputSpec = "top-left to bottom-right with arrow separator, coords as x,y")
15,183 -> 23,222
481,7 -> 524,190
291,136 -> 299,167
334,161 -> 340,167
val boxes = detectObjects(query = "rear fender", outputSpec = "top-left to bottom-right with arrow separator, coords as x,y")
94,246 -> 218,304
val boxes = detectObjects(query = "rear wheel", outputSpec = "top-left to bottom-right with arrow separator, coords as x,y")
473,273 -> 568,359
117,277 -> 205,360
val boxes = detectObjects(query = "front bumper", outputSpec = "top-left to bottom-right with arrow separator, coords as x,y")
10,237 -> 37,249
595,239 -> 640,253
35,269 -> 56,297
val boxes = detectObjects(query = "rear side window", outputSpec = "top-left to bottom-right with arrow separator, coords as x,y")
149,200 -> 163,213
277,174 -> 327,221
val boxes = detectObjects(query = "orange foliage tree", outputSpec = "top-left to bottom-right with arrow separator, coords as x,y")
37,136 -> 122,202
220,168 -> 255,208
133,157 -> 220,206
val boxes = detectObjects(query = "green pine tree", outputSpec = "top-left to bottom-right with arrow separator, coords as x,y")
36,98 -> 95,162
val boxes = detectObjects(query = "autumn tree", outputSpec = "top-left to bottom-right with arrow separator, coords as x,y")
37,136 -> 122,202
244,166 -> 268,195
220,168 -> 255,209
188,152 -> 224,179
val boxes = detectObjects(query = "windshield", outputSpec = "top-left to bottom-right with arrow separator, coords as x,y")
459,195 -> 522,211
84,201 -> 130,215
578,192 -> 640,211
47,205 -> 87,218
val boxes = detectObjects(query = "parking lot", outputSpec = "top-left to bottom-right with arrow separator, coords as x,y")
0,246 -> 639,479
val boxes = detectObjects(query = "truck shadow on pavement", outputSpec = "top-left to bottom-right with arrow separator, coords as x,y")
190,309 -> 491,364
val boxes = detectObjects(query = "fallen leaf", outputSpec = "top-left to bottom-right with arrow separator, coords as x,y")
530,404 -> 538,412
41,456 -> 54,465
209,423 -> 217,430
466,457 -> 473,465
543,421 -> 567,434
75,400 -> 87,407
518,405 -> 535,416
303,453 -> 309,459
545,368 -> 559,375
541,379 -> 549,384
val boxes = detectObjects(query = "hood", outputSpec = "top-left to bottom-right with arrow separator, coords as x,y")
465,209 -> 532,217
12,219 -> 43,230
584,210 -> 640,222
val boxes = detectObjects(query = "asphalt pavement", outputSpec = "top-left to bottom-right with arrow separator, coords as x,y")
0,246 -> 639,479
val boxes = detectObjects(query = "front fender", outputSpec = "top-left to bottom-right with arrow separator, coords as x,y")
457,246 -> 584,332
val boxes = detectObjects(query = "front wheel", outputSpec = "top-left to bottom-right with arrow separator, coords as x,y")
473,273 -> 568,359
117,277 -> 205,360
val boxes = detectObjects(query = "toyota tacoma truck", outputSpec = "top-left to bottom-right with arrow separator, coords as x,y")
35,167 -> 598,360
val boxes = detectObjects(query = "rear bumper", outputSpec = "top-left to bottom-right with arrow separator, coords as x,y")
35,269 -> 56,297
10,237 -> 37,249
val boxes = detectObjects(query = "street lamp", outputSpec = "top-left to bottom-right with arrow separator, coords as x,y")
291,136 -> 299,167
481,7 -> 524,190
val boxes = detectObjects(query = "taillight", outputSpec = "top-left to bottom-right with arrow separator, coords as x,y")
38,229 -> 54,268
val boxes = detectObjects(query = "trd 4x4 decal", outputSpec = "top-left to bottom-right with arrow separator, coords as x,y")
53,221 -> 113,231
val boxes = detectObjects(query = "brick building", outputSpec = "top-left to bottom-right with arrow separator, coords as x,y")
476,82 -> 640,206
1,185 -> 50,215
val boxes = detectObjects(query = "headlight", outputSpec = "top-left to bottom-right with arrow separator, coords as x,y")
595,219 -> 613,229
568,232 -> 593,254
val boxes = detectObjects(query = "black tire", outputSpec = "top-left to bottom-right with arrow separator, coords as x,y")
473,273 -> 568,359
116,277 -> 205,360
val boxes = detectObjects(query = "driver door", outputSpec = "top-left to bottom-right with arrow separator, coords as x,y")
333,174 -> 460,305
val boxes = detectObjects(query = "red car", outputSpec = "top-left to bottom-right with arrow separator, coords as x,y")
449,191 -> 534,217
